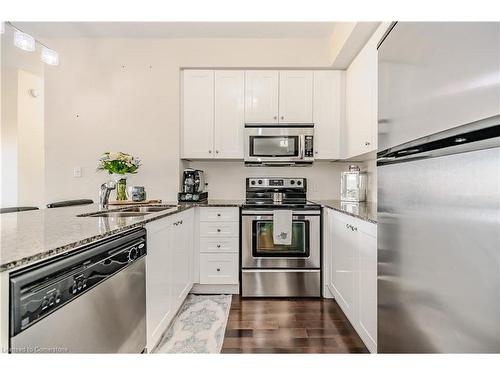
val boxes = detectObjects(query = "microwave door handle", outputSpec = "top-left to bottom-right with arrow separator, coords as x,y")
299,135 -> 305,159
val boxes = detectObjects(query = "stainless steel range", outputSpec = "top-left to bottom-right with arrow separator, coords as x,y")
241,177 -> 321,297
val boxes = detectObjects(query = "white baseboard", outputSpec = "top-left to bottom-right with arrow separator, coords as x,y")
190,283 -> 239,294
323,284 -> 334,298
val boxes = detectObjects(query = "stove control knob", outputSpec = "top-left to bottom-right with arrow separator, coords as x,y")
297,180 -> 302,186
290,180 -> 295,185
250,180 -> 256,185
41,298 -> 49,310
258,179 -> 263,184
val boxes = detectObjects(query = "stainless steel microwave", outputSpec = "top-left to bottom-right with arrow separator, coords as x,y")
244,124 -> 314,166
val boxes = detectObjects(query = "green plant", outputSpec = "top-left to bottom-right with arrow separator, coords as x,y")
97,152 -> 141,175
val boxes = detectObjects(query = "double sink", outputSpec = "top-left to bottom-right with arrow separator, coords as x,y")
79,205 -> 176,218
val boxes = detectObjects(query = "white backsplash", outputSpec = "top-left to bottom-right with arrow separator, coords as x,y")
187,160 -> 377,202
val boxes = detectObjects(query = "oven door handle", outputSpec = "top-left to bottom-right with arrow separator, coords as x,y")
241,210 -> 320,216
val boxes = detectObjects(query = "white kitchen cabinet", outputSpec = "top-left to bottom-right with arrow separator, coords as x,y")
278,70 -> 313,123
145,217 -> 174,351
214,70 -> 245,158
171,209 -> 194,306
199,207 -> 239,222
357,222 -> 377,352
331,212 -> 357,318
199,253 -> 239,284
344,24 -> 390,159
345,41 -> 377,158
182,70 -> 215,159
145,210 -> 194,351
194,207 -> 239,291
313,71 -> 345,159
326,208 -> 377,353
244,70 -> 279,123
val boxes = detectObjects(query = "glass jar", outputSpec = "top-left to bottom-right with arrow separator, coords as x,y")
341,165 -> 367,202
116,178 -> 128,201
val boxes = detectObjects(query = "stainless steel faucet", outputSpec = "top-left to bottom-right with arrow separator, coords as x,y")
99,181 -> 116,210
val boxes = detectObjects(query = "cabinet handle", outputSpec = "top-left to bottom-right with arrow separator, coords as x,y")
216,244 -> 221,248
281,116 -> 284,120
216,268 -> 221,272
217,213 -> 221,217
179,220 -> 183,225
208,150 -> 212,153
273,116 -> 277,120
215,150 -> 219,154
217,228 -> 221,233
365,141 -> 371,146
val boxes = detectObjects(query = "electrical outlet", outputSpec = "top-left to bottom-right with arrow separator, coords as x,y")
73,167 -> 82,178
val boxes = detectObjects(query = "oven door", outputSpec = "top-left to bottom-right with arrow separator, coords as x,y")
244,125 -> 313,164
241,210 -> 320,268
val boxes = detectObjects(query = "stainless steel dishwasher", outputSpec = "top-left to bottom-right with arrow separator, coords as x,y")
9,228 -> 147,353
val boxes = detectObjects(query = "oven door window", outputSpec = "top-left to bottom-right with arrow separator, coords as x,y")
252,220 -> 309,257
249,136 -> 299,157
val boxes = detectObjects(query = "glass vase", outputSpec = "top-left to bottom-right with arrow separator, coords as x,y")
116,178 -> 128,201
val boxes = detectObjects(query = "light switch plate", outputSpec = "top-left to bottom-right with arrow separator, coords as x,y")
73,167 -> 82,178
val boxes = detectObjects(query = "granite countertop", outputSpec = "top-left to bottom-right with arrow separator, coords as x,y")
310,200 -> 377,224
0,200 -> 243,273
0,197 -> 375,273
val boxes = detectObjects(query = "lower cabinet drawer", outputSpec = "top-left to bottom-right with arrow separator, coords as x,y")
199,221 -> 239,237
200,237 -> 239,253
199,253 -> 238,284
199,207 -> 239,222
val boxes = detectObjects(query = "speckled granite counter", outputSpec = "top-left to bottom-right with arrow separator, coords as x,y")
310,200 -> 377,224
0,200 -> 243,273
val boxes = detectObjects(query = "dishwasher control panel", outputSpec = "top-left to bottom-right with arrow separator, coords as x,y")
9,229 -> 147,337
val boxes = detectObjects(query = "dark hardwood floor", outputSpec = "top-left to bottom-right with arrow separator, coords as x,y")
221,296 -> 368,353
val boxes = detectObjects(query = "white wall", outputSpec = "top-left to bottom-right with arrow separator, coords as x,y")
1,24 -> 46,207
43,37 -> 336,203
365,159 -> 377,203
17,70 -> 45,207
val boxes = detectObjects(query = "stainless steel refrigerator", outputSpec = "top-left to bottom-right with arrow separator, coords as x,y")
377,22 -> 500,353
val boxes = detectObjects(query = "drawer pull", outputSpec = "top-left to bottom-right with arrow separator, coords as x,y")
217,213 -> 221,217
216,244 -> 221,248
217,228 -> 221,233
216,268 -> 221,272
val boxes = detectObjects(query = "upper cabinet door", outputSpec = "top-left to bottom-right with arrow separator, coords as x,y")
343,24 -> 390,159
244,70 -> 279,123
182,70 -> 215,158
214,71 -> 245,158
313,71 -> 345,159
278,70 -> 313,123
345,43 -> 377,158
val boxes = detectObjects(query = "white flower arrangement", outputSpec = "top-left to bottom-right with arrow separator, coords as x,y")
97,152 -> 141,175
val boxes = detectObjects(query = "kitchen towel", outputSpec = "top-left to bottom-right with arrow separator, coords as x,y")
273,209 -> 292,245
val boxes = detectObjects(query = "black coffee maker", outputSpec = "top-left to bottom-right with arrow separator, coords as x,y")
178,168 -> 208,202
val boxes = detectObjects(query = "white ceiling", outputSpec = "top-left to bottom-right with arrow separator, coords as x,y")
13,22 -> 337,39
